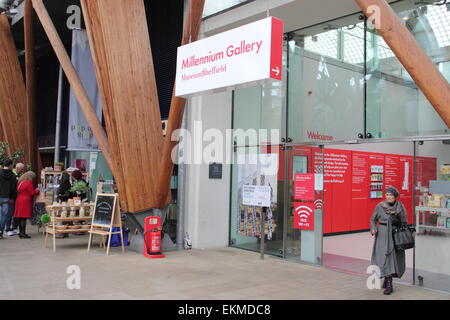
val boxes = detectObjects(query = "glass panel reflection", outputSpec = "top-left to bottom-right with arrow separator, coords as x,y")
203,0 -> 252,18
366,1 -> 450,138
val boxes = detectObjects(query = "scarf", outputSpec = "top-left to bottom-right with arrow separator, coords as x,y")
380,200 -> 402,215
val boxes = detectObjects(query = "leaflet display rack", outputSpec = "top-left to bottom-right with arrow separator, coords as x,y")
370,165 -> 384,199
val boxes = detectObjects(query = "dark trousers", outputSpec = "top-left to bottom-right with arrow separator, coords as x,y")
13,218 -> 27,235
5,203 -> 14,231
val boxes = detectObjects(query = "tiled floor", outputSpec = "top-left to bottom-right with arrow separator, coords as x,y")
0,226 -> 449,300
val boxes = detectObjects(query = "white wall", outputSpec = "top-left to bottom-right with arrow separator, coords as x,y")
184,91 -> 233,249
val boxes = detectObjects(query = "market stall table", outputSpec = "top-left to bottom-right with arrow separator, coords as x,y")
44,203 -> 94,252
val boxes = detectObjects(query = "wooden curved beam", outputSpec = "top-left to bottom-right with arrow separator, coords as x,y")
31,0 -> 115,174
0,15 -> 28,159
156,0 -> 206,208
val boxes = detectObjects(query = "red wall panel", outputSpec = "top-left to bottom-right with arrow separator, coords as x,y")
351,152 -> 370,230
265,145 -> 437,234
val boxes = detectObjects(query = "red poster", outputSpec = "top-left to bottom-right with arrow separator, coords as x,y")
294,173 -> 315,200
325,149 -> 352,233
351,152 -> 369,231
352,152 -> 369,198
399,156 -> 413,197
385,155 -> 400,191
294,202 -> 315,230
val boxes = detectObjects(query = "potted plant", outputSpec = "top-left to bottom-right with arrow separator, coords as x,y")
0,142 -> 24,165
70,180 -> 89,198
54,162 -> 64,171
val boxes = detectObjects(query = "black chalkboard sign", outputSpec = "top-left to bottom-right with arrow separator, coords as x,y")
92,193 -> 117,226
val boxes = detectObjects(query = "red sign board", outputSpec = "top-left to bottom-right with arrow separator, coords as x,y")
294,173 -> 315,200
294,202 -> 315,230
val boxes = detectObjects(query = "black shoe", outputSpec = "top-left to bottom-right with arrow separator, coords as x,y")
382,277 -> 387,289
19,234 -> 31,239
0,232 -> 3,239
383,277 -> 393,295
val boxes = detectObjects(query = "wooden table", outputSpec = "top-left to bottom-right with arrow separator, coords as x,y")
44,204 -> 94,252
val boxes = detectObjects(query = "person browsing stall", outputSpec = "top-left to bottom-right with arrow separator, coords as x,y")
12,162 -> 25,178
56,172 -> 72,202
70,170 -> 89,200
0,159 -> 17,239
14,171 -> 40,239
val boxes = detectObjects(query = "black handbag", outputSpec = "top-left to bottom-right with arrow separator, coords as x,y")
392,225 -> 415,250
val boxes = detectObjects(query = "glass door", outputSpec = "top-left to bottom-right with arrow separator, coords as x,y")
283,144 -> 324,265
230,145 -> 285,257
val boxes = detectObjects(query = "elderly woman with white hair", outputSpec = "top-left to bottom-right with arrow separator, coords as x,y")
370,186 -> 408,295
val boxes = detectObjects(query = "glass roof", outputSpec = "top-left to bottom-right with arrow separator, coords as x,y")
304,30 -> 339,60
425,4 -> 450,48
299,3 -> 449,66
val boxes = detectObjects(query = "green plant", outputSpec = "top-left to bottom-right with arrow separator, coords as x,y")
0,142 -> 24,165
70,180 -> 89,194
40,213 -> 51,224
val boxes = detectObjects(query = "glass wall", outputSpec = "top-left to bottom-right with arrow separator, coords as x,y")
414,140 -> 450,292
288,14 -> 366,143
229,43 -> 287,256
367,0 -> 450,138
229,0 -> 450,268
66,151 -> 114,198
285,0 -> 450,142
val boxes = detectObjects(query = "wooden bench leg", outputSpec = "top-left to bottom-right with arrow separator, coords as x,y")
44,232 -> 48,248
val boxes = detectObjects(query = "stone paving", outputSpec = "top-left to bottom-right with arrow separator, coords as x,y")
0,227 -> 449,300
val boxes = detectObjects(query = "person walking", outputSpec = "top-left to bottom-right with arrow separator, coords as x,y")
0,159 -> 17,239
370,186 -> 408,295
13,171 -> 40,239
5,162 -> 25,236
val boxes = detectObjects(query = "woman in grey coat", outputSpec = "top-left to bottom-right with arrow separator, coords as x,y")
370,186 -> 408,295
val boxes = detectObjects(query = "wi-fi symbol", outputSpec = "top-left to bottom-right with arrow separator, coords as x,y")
295,205 -> 313,219
314,199 -> 323,209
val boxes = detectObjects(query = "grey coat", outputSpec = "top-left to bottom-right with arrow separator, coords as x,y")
370,200 -> 408,278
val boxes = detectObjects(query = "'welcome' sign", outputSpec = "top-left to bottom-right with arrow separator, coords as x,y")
175,17 -> 284,97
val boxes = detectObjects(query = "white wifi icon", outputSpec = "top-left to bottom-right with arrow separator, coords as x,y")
314,199 -> 323,209
295,205 -> 313,219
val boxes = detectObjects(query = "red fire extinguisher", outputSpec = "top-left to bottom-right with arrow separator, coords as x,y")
144,216 -> 165,259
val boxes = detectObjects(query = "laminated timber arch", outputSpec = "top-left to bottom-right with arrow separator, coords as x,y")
81,0 -> 205,211
156,0 -> 205,208
80,0 -> 165,212
31,0 -> 204,212
0,14 -> 30,161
